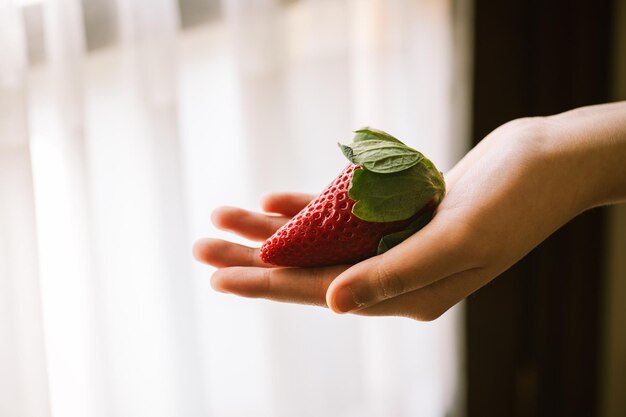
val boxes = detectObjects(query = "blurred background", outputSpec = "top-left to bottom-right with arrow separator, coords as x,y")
0,0 -> 623,417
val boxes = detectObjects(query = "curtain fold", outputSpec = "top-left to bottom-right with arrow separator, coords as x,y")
0,3 -> 50,417
87,0 -> 205,415
0,1 -> 469,416
30,1 -> 106,416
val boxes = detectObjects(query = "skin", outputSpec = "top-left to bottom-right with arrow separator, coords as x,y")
194,102 -> 626,321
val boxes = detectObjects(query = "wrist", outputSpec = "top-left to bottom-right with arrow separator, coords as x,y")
543,104 -> 626,209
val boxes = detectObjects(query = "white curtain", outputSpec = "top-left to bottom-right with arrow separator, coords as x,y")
0,0 -> 471,416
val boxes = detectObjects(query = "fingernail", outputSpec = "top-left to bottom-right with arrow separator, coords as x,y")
333,287 -> 363,313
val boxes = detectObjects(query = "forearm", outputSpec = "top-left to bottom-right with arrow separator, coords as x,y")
544,101 -> 626,209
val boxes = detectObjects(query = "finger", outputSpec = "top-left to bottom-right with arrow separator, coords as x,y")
326,213 -> 479,313
211,265 -> 348,307
259,192 -> 315,216
193,238 -> 269,268
356,267 -> 490,321
212,206 -> 290,241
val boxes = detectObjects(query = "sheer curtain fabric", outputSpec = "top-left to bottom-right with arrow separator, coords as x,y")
0,0 -> 471,416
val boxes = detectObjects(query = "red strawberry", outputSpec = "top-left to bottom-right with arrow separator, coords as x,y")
259,128 -> 445,267
260,164 -> 416,267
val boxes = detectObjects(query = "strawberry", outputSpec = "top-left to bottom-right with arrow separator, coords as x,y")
260,128 -> 445,267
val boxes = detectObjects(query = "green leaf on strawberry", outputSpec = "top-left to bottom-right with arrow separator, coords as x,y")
353,127 -> 404,144
340,128 -> 445,223
339,127 -> 423,173
377,210 -> 433,254
339,140 -> 423,173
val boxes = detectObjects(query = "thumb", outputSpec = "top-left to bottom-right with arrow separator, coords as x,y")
326,217 -> 475,313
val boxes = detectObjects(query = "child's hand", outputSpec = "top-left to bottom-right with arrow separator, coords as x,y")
194,102 -> 626,320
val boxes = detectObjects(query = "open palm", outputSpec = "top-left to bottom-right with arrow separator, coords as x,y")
194,102 -> 626,320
